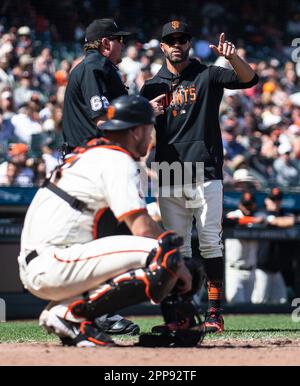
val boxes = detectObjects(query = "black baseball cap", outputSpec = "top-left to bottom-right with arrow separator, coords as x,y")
85,18 -> 130,43
101,95 -> 155,131
161,21 -> 192,40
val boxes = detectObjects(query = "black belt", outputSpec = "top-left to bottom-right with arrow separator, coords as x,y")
25,250 -> 38,265
230,265 -> 255,271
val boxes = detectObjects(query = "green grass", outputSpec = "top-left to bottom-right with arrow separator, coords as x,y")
0,315 -> 299,343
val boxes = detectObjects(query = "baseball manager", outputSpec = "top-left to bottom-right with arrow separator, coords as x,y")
141,20 -> 258,333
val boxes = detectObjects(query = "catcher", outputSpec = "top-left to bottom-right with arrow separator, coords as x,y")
18,96 -> 203,347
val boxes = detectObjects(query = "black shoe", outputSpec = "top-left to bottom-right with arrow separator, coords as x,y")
60,322 -> 115,347
94,314 -> 140,336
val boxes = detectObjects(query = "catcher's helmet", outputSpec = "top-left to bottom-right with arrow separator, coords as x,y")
101,95 -> 155,131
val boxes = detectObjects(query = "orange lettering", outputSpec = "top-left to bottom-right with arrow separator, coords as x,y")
190,87 -> 196,102
176,91 -> 183,105
183,88 -> 189,104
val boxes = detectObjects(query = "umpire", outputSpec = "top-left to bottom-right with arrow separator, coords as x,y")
62,18 -> 130,152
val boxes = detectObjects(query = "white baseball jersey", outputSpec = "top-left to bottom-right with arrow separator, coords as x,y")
20,145 -> 146,255
18,144 -> 158,317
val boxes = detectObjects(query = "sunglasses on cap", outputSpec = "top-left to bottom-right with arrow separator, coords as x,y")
108,35 -> 124,44
162,35 -> 190,46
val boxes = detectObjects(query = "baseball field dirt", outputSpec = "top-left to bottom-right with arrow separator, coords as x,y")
1,315 -> 300,365
1,339 -> 300,366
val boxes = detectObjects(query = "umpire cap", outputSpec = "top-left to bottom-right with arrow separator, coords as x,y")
101,95 -> 155,131
85,19 -> 130,42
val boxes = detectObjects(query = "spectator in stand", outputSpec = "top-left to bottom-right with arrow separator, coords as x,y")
0,161 -> 19,186
33,48 -> 56,96
119,45 -> 142,94
31,157 -> 47,187
14,71 -> 44,108
0,143 -> 34,187
11,101 -> 42,144
15,26 -> 33,58
0,56 -> 13,93
252,188 -> 293,304
274,142 -> 300,187
0,89 -> 15,119
54,60 -> 71,88
222,124 -> 246,160
0,107 -> 16,144
135,65 -> 153,92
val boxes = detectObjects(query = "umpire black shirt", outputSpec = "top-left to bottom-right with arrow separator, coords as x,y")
141,59 -> 258,182
63,49 -> 128,148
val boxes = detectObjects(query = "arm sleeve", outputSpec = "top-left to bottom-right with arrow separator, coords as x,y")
81,66 -> 110,120
101,154 -> 147,221
209,65 -> 259,90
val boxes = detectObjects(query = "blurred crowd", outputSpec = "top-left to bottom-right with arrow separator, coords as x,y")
1,0 -> 300,189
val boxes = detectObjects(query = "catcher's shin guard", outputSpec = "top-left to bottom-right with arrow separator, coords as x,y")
69,232 -> 183,320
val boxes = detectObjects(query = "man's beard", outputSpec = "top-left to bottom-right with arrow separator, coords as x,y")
166,48 -> 190,64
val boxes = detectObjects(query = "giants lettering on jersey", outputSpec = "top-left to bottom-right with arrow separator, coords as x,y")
162,85 -> 197,117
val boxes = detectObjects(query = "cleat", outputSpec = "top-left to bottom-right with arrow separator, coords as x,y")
106,319 -> 140,336
204,308 -> 224,334
95,314 -> 140,336
39,309 -> 115,347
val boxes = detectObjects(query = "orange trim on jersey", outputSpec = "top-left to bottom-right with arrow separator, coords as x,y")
134,271 -> 151,300
53,249 -> 150,264
88,336 -> 109,346
162,249 -> 178,278
67,300 -> 85,319
117,208 -> 147,222
157,231 -> 175,241
89,284 -> 112,302
93,207 -> 109,240
152,246 -> 162,263
79,321 -> 109,345
64,139 -> 135,167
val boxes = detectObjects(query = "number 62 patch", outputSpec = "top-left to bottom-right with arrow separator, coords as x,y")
90,96 -> 110,111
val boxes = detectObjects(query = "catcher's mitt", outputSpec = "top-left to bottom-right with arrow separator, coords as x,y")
137,324 -> 206,348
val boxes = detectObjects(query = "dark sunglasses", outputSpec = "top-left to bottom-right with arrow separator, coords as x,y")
108,35 -> 124,44
162,35 -> 190,46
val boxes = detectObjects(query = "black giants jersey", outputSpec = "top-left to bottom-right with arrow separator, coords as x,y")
62,49 -> 128,148
141,59 -> 258,181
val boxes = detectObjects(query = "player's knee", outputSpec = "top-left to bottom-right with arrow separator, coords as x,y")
69,231 -> 184,320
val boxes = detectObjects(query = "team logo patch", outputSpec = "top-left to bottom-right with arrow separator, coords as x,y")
107,106 -> 116,120
171,21 -> 181,30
